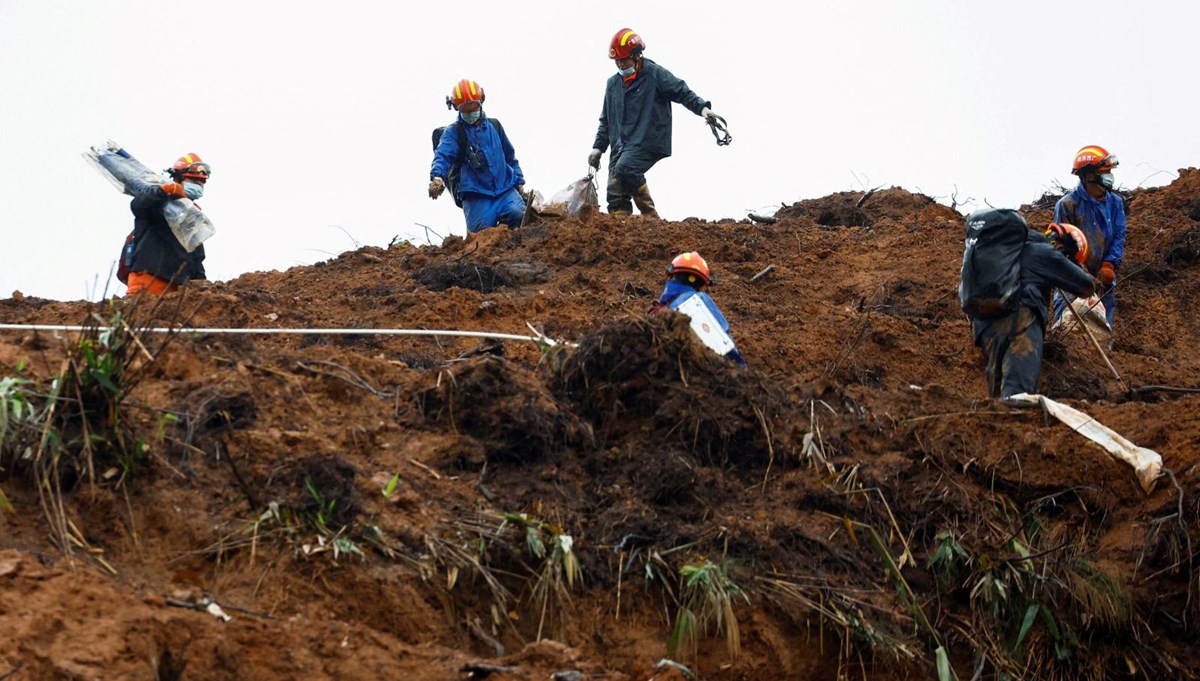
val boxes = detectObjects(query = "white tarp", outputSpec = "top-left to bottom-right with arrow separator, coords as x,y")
1007,393 -> 1162,493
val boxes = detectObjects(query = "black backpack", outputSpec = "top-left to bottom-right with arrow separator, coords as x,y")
959,208 -> 1030,318
116,229 -> 136,285
431,118 -> 504,208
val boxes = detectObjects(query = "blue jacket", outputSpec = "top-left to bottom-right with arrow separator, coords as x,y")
431,116 -> 524,198
127,179 -> 206,283
659,280 -> 746,367
592,59 -> 710,160
1053,183 -> 1127,273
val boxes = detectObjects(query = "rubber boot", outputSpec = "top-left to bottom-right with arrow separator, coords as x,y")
633,183 -> 659,218
606,174 -> 634,215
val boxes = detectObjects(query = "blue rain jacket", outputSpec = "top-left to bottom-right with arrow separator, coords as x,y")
431,115 -> 524,199
592,59 -> 710,160
1053,183 -> 1127,273
659,280 -> 746,368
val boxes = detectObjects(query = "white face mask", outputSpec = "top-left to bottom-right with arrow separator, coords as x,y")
617,64 -> 636,77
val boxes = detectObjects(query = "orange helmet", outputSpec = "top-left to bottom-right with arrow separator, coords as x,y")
609,28 -> 645,60
169,153 -> 211,181
1046,222 -> 1088,265
447,79 -> 485,110
666,252 -> 711,287
1071,145 -> 1119,176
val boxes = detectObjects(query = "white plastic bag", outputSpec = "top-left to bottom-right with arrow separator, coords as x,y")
1053,295 -> 1111,343
546,172 -> 600,219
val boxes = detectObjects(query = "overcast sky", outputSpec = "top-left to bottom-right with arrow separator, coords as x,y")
1,0 -> 1196,302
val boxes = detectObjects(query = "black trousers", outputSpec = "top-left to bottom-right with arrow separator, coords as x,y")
605,147 -> 659,213
974,307 -> 1045,399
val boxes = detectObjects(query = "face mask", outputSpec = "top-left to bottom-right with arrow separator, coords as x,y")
1098,173 -> 1114,190
182,181 -> 204,200
460,110 -> 481,125
617,65 -> 636,77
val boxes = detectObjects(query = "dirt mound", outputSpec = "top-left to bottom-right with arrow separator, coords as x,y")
2,173 -> 1200,680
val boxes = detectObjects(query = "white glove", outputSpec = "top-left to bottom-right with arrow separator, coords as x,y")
428,177 -> 446,199
700,107 -> 717,122
588,148 -> 603,169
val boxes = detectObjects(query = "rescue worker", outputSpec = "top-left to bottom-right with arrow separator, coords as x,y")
125,154 -> 210,296
429,79 -> 527,233
651,252 -> 747,368
1053,145 -> 1126,328
965,210 -> 1096,400
587,28 -> 721,218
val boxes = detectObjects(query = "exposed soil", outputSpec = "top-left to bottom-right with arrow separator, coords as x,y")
2,171 -> 1200,680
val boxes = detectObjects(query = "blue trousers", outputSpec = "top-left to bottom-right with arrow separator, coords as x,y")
462,188 -> 526,233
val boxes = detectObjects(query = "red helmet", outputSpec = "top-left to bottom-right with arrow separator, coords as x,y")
609,28 -> 645,60
447,79 -> 485,110
1071,145 -> 1118,176
169,153 -> 211,181
1046,222 -> 1088,265
666,252 -> 711,287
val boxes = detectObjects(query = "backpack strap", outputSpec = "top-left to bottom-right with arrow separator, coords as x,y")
444,121 -> 467,171
452,118 -> 503,169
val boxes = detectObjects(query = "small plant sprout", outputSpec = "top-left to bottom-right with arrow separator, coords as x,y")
155,412 -> 179,444
382,471 -> 401,498
305,477 -> 338,533
928,528 -> 971,589
669,559 -> 749,663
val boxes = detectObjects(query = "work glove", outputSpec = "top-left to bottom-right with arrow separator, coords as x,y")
517,184 -> 528,200
1098,261 -> 1116,287
587,148 -> 602,169
183,182 -> 204,200
160,182 -> 188,199
428,177 -> 446,199
700,107 -> 718,123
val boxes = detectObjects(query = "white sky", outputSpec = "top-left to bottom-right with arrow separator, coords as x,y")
1,0 -> 1197,301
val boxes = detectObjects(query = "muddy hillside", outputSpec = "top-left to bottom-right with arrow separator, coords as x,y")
2,171 -> 1200,681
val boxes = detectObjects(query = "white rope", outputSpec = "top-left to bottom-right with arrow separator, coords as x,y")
0,323 -> 569,346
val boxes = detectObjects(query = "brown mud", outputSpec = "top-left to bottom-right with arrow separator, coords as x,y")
2,171 -> 1199,680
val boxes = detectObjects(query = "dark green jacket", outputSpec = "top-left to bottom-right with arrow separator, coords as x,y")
592,58 -> 709,160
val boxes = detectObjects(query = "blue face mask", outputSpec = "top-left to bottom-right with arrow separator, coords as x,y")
1098,172 -> 1115,190
460,110 -> 481,125
617,65 -> 636,77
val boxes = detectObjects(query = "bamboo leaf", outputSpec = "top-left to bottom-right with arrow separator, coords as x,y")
1015,603 -> 1040,649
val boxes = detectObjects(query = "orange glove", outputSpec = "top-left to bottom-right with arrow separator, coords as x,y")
160,182 -> 188,199
1098,261 -> 1116,287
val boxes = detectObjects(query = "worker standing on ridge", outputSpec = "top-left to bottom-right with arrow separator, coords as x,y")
960,209 -> 1096,400
429,79 -> 527,234
1053,145 -> 1126,329
651,252 -> 747,368
587,28 -> 722,218
125,154 -> 210,296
